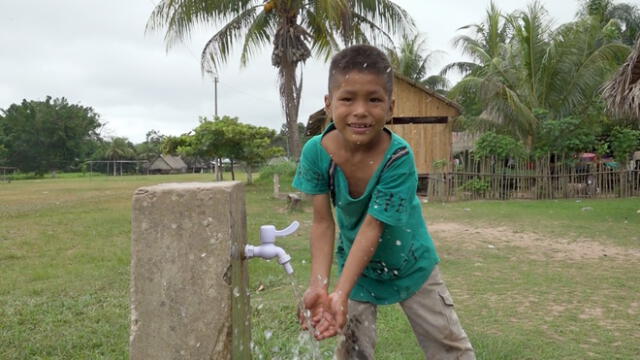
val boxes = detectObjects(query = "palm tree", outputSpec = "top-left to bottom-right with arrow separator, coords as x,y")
578,0 -> 640,45
447,1 -> 630,144
104,137 -> 136,176
385,33 -> 449,94
440,1 -> 510,78
146,0 -> 413,159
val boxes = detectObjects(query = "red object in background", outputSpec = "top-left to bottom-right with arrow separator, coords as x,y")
580,153 -> 597,161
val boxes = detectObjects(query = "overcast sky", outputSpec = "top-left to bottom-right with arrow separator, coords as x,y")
0,0 -> 584,143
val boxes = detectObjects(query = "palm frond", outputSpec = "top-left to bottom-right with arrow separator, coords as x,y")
439,62 -> 479,77
239,11 -> 275,66
146,0 -> 257,49
200,6 -> 262,73
351,0 -> 415,36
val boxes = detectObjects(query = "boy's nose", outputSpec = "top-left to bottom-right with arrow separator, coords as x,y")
352,100 -> 368,117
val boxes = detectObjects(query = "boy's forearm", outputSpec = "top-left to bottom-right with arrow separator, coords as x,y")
309,220 -> 335,290
334,215 -> 383,298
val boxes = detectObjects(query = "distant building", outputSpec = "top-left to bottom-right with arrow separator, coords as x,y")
148,155 -> 188,174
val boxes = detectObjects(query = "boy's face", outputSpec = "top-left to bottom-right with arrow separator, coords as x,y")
325,70 -> 394,147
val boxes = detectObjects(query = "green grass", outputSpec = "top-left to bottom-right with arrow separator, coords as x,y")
1,175 -> 639,359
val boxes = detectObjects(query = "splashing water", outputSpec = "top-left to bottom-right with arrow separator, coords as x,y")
288,273 -> 321,359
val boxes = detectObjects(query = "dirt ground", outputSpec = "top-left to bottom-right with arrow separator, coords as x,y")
428,221 -> 640,262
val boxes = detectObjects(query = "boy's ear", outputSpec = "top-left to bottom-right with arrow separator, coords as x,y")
324,94 -> 332,116
385,98 -> 395,124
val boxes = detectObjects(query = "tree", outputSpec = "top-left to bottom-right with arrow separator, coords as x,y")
441,1 -> 510,79
104,137 -> 136,161
136,130 -> 166,162
272,121 -> 307,157
578,0 -> 640,46
235,123 -> 285,184
385,33 -> 449,94
0,126 -> 7,166
164,116 -> 284,181
447,1 -> 629,144
0,96 -> 102,175
146,0 -> 413,159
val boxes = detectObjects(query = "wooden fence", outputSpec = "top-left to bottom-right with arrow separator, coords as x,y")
425,153 -> 640,201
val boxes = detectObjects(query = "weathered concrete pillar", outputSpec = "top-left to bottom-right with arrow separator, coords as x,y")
130,182 -> 250,360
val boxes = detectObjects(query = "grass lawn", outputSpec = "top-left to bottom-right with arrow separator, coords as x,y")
1,173 -> 639,359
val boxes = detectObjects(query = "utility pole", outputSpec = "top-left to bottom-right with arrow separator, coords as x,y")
206,69 -> 219,119
214,75 -> 219,118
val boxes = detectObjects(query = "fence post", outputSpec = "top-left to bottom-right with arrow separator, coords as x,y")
130,182 -> 250,359
273,174 -> 280,198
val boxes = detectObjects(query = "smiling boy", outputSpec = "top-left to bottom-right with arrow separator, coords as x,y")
293,44 -> 475,359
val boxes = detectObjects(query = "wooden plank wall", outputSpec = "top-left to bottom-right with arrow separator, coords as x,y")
387,79 -> 457,174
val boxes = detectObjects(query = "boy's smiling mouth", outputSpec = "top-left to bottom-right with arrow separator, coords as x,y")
348,122 -> 373,133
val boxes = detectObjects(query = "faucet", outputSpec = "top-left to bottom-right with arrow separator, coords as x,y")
244,221 -> 299,274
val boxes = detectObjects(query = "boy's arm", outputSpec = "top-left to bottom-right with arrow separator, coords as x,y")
309,193 -> 335,289
301,193 -> 335,337
326,214 -> 383,333
334,214 -> 383,297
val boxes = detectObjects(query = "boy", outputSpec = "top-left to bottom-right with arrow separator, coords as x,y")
293,44 -> 475,359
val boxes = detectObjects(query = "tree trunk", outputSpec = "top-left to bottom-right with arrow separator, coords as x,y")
246,165 -> 253,185
230,159 -> 235,181
280,62 -> 302,160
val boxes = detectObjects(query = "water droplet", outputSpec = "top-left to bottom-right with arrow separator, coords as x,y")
233,287 -> 240,297
201,252 -> 207,257
392,270 -> 399,275
362,63 -> 368,68
386,67 -> 392,73
368,160 -> 374,165
264,330 -> 273,340
395,240 -> 402,246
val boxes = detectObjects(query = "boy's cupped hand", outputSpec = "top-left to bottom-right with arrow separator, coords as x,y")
299,287 -> 342,340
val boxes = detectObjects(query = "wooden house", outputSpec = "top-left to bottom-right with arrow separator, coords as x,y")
306,73 -> 461,175
148,154 -> 188,174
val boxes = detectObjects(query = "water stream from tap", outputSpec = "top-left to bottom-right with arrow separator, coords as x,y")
288,273 -> 322,360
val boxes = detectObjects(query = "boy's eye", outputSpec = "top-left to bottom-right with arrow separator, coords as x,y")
370,97 -> 383,103
339,97 -> 352,102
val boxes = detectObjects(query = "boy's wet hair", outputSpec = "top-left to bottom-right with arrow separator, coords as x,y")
328,44 -> 393,96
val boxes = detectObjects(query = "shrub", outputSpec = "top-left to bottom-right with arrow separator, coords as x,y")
609,127 -> 640,163
475,132 -> 527,159
459,178 -> 490,195
256,160 -> 297,184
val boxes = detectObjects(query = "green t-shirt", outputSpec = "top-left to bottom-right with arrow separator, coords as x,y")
293,124 -> 440,305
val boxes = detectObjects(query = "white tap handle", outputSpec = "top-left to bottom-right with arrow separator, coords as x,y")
274,221 -> 299,237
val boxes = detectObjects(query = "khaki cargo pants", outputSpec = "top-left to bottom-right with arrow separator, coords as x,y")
336,266 -> 475,360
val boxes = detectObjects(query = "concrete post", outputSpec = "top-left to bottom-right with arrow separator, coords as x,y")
273,174 -> 280,198
130,182 -> 250,359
